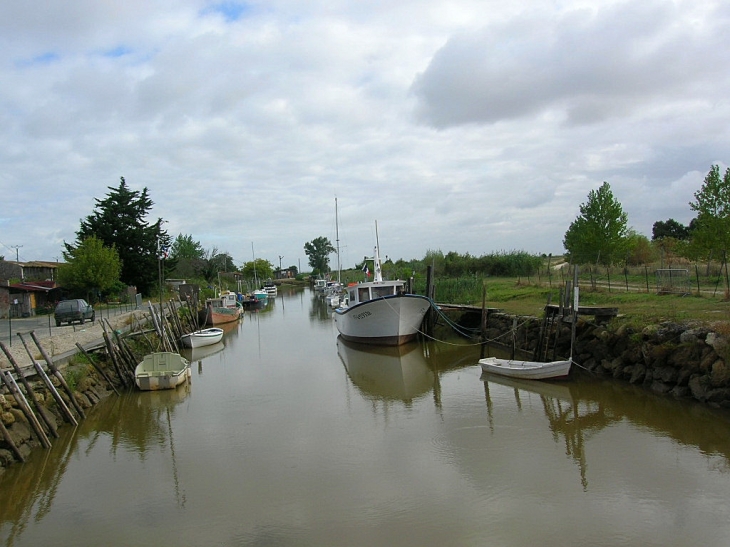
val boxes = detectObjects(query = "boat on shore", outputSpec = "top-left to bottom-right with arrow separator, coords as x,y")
478,357 -> 572,380
135,352 -> 192,391
180,327 -> 224,349
333,224 -> 431,346
199,291 -> 242,325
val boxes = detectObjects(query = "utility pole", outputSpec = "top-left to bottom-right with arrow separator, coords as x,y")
11,245 -> 22,263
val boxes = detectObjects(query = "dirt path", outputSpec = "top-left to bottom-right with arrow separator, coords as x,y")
1,311 -> 148,371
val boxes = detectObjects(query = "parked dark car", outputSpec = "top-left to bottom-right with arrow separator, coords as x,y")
54,299 -> 95,326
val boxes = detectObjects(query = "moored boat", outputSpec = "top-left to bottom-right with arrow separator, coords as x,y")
135,352 -> 192,391
263,281 -> 278,297
333,224 -> 431,346
180,327 -> 224,349
199,291 -> 243,325
478,357 -> 572,380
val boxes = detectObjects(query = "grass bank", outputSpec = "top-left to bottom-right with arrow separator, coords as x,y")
415,276 -> 730,326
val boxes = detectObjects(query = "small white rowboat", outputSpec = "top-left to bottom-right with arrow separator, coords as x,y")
479,357 -> 572,380
180,327 -> 224,349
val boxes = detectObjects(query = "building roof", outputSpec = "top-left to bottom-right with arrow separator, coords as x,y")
5,280 -> 59,293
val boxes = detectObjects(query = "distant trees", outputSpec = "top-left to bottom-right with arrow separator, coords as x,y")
58,236 -> 122,301
68,177 -> 169,295
304,237 -> 335,275
652,218 -> 690,241
563,182 -> 629,265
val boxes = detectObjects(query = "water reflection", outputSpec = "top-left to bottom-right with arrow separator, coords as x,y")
0,385 -> 190,543
337,338 -> 434,403
480,371 -> 730,490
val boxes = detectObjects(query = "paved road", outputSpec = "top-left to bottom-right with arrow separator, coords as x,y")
0,305 -> 139,347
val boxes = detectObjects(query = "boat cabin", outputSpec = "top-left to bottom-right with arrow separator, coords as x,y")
346,280 -> 406,305
207,291 -> 239,309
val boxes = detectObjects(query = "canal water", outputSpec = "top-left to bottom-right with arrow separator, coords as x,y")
2,287 -> 730,546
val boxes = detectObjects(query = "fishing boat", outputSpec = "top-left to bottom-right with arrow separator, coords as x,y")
263,281 -> 278,297
135,352 -> 192,391
333,223 -> 431,346
180,327 -> 224,349
199,290 -> 242,325
478,357 -> 572,380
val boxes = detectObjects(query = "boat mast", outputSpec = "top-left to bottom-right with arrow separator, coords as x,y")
335,197 -> 341,283
252,242 -> 259,288
373,220 -> 383,283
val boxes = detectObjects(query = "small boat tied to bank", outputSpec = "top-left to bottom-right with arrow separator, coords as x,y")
478,270 -> 581,381
479,356 -> 572,380
135,352 -> 192,391
180,327 -> 224,349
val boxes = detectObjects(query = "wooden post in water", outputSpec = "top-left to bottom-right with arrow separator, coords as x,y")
0,417 -> 24,462
29,331 -> 86,420
2,339 -> 58,438
76,343 -> 120,396
1,369 -> 51,449
16,333 -> 77,426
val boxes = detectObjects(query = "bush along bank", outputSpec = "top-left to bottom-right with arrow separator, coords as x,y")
460,310 -> 730,408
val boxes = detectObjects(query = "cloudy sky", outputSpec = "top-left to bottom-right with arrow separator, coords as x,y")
1,0 -> 728,272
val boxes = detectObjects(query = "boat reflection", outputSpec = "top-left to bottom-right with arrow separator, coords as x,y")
337,337 -> 434,402
182,341 -> 225,363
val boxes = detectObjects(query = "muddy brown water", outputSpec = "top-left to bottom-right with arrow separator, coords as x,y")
2,287 -> 730,546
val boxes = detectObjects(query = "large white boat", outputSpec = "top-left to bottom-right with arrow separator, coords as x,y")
333,226 -> 431,346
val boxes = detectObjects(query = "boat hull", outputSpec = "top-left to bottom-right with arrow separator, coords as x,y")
199,306 -> 241,325
180,328 -> 224,349
135,352 -> 192,391
333,294 -> 430,346
478,357 -> 572,380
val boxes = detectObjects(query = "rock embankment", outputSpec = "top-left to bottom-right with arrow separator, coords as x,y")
476,311 -> 730,408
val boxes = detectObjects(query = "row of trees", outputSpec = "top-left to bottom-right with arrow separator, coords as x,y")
563,165 -> 730,267
59,164 -> 730,299
59,178 -> 288,301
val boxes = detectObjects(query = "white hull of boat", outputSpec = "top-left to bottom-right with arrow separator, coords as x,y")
333,294 -> 430,346
180,328 -> 224,349
478,357 -> 572,380
135,352 -> 192,391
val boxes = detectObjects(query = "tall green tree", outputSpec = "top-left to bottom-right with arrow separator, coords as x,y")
563,182 -> 629,265
241,258 -> 274,283
68,177 -> 168,295
58,236 -> 122,301
304,237 -> 335,274
687,165 -> 730,260
171,233 -> 205,260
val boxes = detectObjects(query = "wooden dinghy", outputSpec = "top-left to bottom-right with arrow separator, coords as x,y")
135,352 -> 192,391
478,357 -> 572,380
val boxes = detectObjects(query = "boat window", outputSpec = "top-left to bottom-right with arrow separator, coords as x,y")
358,287 -> 370,302
372,286 -> 393,298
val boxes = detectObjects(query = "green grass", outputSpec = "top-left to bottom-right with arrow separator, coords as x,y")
415,276 -> 730,325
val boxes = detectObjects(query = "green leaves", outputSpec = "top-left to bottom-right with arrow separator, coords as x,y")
304,236 -> 335,274
563,182 -> 629,265
688,165 -> 730,259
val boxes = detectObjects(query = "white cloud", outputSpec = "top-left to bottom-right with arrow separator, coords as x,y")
1,0 -> 728,268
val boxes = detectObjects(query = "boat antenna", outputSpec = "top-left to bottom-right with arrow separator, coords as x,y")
374,220 -> 382,282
